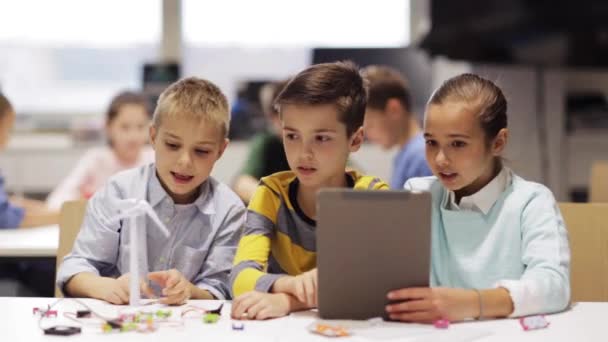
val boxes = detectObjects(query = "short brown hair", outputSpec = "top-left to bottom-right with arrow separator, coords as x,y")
106,91 -> 149,124
0,93 -> 14,118
428,73 -> 507,142
274,61 -> 367,137
362,65 -> 412,112
153,77 -> 230,138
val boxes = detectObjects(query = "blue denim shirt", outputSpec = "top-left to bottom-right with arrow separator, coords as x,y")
390,132 -> 432,190
57,163 -> 246,299
0,171 -> 24,228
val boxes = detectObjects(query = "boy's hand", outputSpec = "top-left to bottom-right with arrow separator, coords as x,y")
289,268 -> 318,308
115,273 -> 157,299
94,277 -> 129,305
148,269 -> 191,305
385,287 -> 478,323
231,292 -> 291,320
94,274 -> 157,305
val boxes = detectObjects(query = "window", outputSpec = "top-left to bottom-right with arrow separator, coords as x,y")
182,0 -> 410,103
0,0 -> 161,115
183,0 -> 409,48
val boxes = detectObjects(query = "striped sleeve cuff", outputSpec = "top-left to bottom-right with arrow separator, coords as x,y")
255,273 -> 283,293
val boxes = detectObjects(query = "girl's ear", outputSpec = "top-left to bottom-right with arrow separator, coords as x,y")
349,126 -> 364,152
492,128 -> 508,156
149,125 -> 157,147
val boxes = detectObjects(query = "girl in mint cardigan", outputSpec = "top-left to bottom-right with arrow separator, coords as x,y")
386,74 -> 570,323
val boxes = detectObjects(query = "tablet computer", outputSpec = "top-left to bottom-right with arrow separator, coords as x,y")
317,189 -> 431,320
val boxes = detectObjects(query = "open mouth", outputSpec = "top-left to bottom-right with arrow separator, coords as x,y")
297,166 -> 317,176
171,171 -> 194,184
438,171 -> 458,182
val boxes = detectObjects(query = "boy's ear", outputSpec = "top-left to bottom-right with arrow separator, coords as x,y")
492,128 -> 508,156
349,126 -> 364,152
149,125 -> 157,147
386,98 -> 403,120
216,138 -> 229,160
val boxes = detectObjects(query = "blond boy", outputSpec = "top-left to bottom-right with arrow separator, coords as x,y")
58,78 -> 246,304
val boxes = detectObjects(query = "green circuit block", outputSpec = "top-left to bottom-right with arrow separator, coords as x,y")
203,313 -> 220,324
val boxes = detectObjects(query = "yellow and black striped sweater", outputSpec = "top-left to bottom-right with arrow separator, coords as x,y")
230,170 -> 388,297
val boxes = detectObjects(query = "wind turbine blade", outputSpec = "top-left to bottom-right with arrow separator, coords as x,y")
108,206 -> 144,224
143,205 -> 170,237
105,198 -> 170,237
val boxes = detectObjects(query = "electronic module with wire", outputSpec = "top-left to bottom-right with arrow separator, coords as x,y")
37,298 -> 227,335
43,326 -> 82,336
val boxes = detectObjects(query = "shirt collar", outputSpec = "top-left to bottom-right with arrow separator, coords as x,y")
447,167 -> 511,214
148,170 -> 215,215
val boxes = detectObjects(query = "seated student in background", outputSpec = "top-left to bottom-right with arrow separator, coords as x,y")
386,74 -> 570,323
233,80 -> 290,203
0,93 -> 59,228
46,91 -> 154,210
230,61 -> 389,320
0,93 -> 59,296
57,78 -> 246,304
361,65 -> 432,189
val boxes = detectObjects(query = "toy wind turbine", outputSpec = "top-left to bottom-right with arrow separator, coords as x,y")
109,198 -> 170,306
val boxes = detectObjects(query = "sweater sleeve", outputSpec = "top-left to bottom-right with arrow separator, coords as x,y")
495,186 -> 570,317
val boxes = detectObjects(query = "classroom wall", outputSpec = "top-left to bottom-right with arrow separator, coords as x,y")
563,69 -> 608,190
183,47 -> 310,103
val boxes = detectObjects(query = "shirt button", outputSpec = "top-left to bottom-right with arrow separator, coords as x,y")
164,217 -> 170,223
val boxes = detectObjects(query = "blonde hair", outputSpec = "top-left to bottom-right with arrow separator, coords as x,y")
0,93 -> 14,118
152,77 -> 230,138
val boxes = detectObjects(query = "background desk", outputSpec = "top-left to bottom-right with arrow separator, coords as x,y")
1,298 -> 604,342
0,226 -> 58,296
0,225 -> 58,258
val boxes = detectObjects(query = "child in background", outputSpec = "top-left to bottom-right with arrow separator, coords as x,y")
0,93 -> 59,297
387,74 -> 570,323
0,93 -> 58,228
57,78 -> 246,304
46,91 -> 154,210
361,65 -> 432,189
232,80 -> 290,203
230,62 -> 388,320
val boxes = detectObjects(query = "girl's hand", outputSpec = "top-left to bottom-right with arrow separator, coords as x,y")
385,287 -> 479,323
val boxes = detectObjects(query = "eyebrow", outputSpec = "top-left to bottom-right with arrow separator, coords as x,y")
283,126 -> 337,133
163,132 -> 217,145
424,132 -> 471,139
